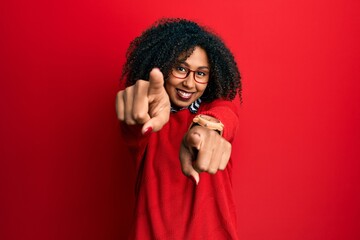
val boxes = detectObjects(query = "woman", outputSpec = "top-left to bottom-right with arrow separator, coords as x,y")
116,18 -> 242,239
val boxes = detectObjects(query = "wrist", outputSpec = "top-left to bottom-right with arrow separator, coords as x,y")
189,114 -> 224,136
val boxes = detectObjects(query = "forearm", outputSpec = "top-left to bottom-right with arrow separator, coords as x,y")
199,96 -> 241,142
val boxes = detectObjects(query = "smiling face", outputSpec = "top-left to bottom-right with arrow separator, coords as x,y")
165,47 -> 210,108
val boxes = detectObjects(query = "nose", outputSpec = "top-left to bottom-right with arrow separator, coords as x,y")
182,71 -> 196,88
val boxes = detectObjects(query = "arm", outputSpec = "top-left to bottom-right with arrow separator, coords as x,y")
199,95 -> 241,142
116,68 -> 171,153
179,96 -> 241,184
116,68 -> 171,135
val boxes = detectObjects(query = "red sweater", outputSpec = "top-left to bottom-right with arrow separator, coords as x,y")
121,98 -> 241,239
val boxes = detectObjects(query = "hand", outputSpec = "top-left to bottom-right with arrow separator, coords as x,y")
116,68 -> 171,134
179,125 -> 232,185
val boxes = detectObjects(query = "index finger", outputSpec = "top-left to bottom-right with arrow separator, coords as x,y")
148,68 -> 165,94
186,129 -> 212,172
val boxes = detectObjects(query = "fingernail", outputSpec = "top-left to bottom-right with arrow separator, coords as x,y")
143,127 -> 153,136
189,176 -> 198,185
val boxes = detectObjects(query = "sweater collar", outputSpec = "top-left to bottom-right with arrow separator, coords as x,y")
170,98 -> 202,114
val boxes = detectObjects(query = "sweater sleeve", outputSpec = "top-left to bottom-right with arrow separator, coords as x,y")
119,122 -> 150,161
199,94 -> 241,142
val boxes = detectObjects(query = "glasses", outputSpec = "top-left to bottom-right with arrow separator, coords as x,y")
171,66 -> 209,84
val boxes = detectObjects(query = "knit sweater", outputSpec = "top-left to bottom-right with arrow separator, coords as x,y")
121,97 -> 241,240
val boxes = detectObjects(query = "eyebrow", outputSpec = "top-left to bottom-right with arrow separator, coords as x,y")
178,61 -> 209,70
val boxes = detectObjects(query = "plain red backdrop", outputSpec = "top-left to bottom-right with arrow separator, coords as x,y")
1,0 -> 359,239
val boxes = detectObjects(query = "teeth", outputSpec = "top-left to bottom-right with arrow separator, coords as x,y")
177,89 -> 192,98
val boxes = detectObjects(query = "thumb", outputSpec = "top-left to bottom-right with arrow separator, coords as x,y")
148,68 -> 165,95
141,111 -> 169,133
186,131 -> 202,150
141,102 -> 170,133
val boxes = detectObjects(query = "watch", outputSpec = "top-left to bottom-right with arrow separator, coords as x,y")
190,114 -> 224,136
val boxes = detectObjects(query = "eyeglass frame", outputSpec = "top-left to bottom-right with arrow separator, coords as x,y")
170,65 -> 209,84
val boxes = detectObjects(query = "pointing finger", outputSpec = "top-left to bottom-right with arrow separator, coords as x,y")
186,128 -> 211,172
148,68 -> 165,95
179,141 -> 200,185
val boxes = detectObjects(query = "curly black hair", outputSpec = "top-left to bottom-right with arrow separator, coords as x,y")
121,18 -> 241,102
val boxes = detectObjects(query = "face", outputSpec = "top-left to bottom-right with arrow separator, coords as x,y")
165,47 -> 209,108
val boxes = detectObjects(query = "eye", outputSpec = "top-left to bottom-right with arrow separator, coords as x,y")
176,66 -> 187,72
196,71 -> 207,77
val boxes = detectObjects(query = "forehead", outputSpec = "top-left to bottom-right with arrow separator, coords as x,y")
177,47 -> 209,67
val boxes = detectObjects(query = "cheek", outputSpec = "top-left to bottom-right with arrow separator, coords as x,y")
164,80 -> 175,93
197,84 -> 208,94
165,77 -> 181,91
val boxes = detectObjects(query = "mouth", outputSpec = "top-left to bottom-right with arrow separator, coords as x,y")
176,89 -> 194,100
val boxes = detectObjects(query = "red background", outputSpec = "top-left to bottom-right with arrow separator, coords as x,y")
1,0 -> 359,239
